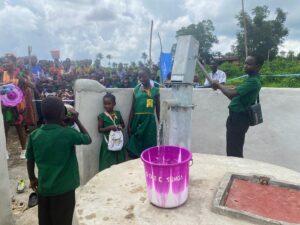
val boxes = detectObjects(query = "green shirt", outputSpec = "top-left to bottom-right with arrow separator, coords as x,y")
26,124 -> 91,196
134,84 -> 159,114
229,75 -> 261,112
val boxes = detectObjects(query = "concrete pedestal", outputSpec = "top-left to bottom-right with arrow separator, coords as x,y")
75,154 -> 300,225
0,109 -> 13,225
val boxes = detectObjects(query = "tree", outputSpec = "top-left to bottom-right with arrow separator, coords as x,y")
96,53 -> 104,66
130,61 -> 137,68
176,20 -> 218,62
279,51 -> 286,58
235,6 -> 288,61
213,51 -> 222,59
141,52 -> 148,64
106,54 -> 112,66
138,61 -> 144,67
112,62 -> 117,68
287,51 -> 295,60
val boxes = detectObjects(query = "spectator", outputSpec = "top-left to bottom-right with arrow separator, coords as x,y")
204,60 -> 226,86
121,76 -> 131,88
31,56 -> 44,82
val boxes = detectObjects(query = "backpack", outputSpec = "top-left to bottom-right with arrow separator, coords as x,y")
103,112 -> 124,151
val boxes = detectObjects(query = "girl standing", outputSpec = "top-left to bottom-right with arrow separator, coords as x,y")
98,93 -> 125,171
126,68 -> 160,158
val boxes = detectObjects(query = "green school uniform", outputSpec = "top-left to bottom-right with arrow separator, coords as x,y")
98,111 -> 125,172
229,75 -> 261,112
126,84 -> 159,158
26,124 -> 91,196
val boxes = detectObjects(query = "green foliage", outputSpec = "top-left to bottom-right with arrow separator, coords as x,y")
235,6 -> 288,61
219,62 -> 243,78
176,20 -> 218,62
141,52 -> 148,64
195,63 -> 211,84
221,57 -> 300,88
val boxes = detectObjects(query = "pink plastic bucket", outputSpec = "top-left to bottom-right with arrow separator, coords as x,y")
141,145 -> 193,208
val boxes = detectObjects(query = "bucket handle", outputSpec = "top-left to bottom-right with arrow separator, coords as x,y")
189,158 -> 193,167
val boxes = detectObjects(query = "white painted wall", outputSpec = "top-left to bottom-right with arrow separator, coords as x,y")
75,79 -> 300,184
74,80 -> 133,184
0,107 -> 13,225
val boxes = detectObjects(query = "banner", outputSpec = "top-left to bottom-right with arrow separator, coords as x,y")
159,52 -> 172,82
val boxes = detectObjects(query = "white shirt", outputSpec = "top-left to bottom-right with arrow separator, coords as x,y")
204,69 -> 226,86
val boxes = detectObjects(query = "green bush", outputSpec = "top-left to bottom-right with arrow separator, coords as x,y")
219,62 -> 243,78
195,57 -> 300,87
223,57 -> 300,88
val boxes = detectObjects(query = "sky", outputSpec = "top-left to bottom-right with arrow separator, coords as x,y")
0,0 -> 299,65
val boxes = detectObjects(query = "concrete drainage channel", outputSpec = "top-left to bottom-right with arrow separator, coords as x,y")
213,173 -> 300,225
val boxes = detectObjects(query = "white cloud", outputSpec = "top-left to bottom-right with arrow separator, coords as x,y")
0,4 -> 39,31
183,0 -> 221,21
0,0 -> 299,63
212,36 -> 236,53
279,40 -> 300,55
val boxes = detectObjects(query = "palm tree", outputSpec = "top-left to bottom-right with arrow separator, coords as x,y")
96,53 -> 103,66
138,61 -> 144,67
141,52 -> 148,64
106,54 -> 112,66
130,61 -> 136,68
112,62 -> 117,69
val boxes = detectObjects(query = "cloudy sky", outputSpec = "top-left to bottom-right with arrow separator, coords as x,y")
0,0 -> 299,64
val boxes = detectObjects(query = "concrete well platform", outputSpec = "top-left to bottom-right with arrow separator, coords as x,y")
75,153 -> 300,225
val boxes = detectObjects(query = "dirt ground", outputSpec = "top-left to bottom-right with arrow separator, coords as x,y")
7,128 -> 38,225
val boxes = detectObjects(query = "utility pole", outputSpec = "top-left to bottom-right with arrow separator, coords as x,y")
149,20 -> 153,68
241,0 -> 248,57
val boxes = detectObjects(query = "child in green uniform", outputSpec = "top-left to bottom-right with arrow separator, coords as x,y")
126,68 -> 160,158
26,96 -> 91,225
98,93 -> 125,171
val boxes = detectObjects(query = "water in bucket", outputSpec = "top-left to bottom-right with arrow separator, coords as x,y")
141,145 -> 192,208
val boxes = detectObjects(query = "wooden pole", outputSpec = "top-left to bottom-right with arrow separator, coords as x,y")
28,46 -> 32,76
149,20 -> 153,68
197,59 -> 212,84
241,0 -> 248,57
158,32 -> 163,53
28,45 -> 38,128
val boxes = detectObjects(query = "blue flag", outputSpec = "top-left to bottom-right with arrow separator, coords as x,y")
159,52 -> 172,82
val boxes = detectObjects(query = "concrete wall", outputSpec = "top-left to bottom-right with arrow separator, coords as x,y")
0,107 -> 13,225
191,88 -> 300,173
74,80 -> 133,184
75,79 -> 300,184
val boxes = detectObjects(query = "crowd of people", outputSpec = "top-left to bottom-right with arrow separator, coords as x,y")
0,53 -> 163,158
0,55 -> 161,88
1,51 -> 264,225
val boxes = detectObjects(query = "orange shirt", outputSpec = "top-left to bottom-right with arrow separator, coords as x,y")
2,71 -> 19,85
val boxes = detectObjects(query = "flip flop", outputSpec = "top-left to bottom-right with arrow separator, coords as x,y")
17,179 -> 26,193
28,192 -> 38,208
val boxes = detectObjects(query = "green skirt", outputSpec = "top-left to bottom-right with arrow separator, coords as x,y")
99,136 -> 125,172
126,114 -> 157,158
